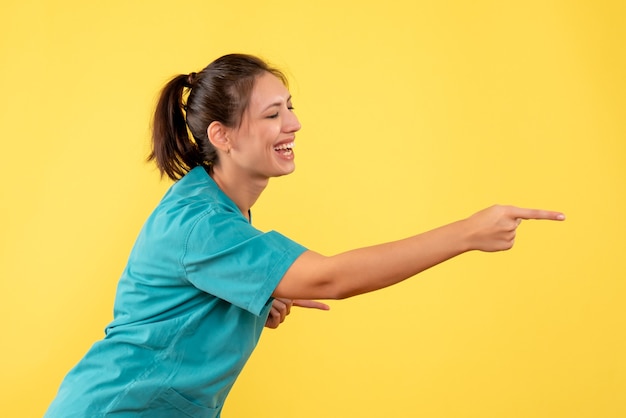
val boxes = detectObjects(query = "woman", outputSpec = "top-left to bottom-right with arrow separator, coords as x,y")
45,54 -> 564,417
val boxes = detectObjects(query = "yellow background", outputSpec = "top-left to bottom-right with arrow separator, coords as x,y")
1,1 -> 624,417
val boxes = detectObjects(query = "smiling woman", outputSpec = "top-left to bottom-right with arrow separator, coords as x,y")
43,53 -> 564,418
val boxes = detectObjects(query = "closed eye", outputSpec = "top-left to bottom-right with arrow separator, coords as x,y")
267,106 -> 294,118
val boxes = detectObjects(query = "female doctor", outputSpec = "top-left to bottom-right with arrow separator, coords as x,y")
45,53 -> 565,417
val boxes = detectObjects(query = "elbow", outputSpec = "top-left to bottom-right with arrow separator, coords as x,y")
324,288 -> 350,301
319,279 -> 359,300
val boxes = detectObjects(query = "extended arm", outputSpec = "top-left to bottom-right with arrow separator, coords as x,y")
273,205 -> 565,301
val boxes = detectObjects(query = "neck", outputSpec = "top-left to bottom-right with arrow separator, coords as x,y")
209,164 -> 269,220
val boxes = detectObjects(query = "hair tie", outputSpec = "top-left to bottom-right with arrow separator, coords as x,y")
186,72 -> 197,87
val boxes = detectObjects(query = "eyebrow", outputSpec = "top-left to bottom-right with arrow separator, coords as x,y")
261,95 -> 292,112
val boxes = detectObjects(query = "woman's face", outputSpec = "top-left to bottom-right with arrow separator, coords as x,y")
226,71 -> 302,180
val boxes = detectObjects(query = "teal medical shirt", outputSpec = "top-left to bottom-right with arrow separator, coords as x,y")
45,166 -> 307,417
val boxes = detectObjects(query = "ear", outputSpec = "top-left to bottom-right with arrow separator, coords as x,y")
207,121 -> 231,153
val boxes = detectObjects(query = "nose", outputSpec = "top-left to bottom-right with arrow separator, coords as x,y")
284,108 -> 301,133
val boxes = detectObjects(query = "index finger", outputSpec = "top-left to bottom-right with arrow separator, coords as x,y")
510,206 -> 566,221
292,299 -> 331,311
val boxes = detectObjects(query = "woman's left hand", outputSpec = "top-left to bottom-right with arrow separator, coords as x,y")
265,298 -> 330,329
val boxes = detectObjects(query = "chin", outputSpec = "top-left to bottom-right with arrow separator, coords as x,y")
273,164 -> 296,178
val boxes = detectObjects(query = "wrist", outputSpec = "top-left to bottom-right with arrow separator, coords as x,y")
452,218 -> 475,254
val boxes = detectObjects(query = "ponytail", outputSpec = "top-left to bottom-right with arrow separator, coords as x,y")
148,74 -> 204,180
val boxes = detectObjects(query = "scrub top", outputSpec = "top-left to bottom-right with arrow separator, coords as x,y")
45,166 -> 307,418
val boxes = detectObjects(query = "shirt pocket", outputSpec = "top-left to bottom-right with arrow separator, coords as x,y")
149,387 -> 219,418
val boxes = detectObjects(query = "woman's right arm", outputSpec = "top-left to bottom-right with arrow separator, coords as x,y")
273,205 -> 565,301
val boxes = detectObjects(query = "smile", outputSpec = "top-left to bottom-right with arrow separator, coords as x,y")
274,141 -> 294,156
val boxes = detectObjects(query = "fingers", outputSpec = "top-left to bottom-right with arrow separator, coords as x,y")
265,298 -> 291,329
265,308 -> 280,329
273,298 -> 292,316
469,204 -> 564,253
508,206 -> 566,221
292,299 -> 331,311
265,298 -> 330,329
273,298 -> 292,320
502,206 -> 562,247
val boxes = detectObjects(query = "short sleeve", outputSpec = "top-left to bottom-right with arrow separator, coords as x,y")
181,209 -> 307,316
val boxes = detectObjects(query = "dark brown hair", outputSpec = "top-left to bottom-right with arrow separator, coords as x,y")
148,53 -> 288,180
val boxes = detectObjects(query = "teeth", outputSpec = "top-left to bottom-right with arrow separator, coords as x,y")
274,142 -> 294,151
